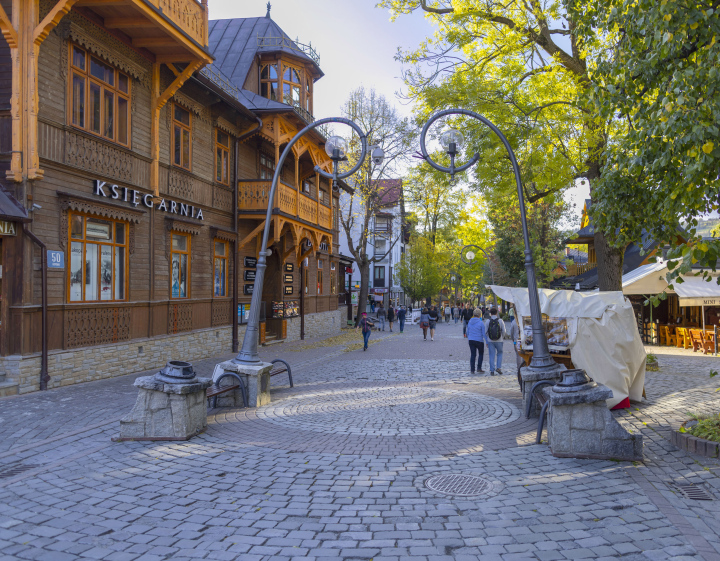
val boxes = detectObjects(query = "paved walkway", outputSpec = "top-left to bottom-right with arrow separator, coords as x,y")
0,320 -> 719,560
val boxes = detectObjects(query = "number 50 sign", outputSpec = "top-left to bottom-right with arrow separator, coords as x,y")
47,250 -> 65,269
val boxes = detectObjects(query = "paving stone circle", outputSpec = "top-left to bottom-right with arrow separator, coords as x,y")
255,385 -> 521,436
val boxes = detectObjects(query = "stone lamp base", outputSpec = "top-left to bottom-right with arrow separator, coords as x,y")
115,376 -> 212,441
212,360 -> 273,408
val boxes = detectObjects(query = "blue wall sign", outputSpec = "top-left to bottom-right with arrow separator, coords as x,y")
47,250 -> 64,269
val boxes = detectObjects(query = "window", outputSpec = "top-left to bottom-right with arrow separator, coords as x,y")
305,76 -> 312,113
170,233 -> 190,298
260,153 -> 275,180
68,213 -> 128,302
260,63 -> 278,101
319,189 -> 328,205
215,130 -> 229,185
69,44 -> 130,146
317,259 -> 324,295
302,176 -> 314,195
330,262 -> 336,295
213,240 -> 227,297
172,104 -> 191,170
282,64 -> 302,106
374,265 -> 385,288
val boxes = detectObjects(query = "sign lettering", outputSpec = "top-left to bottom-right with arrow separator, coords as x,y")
0,221 -> 17,236
93,180 -> 204,220
244,270 -> 256,281
244,256 -> 257,268
47,250 -> 64,269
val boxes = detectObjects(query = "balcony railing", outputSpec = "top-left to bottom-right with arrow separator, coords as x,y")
151,0 -> 208,46
257,34 -> 321,66
238,180 -> 333,230
567,262 -> 596,276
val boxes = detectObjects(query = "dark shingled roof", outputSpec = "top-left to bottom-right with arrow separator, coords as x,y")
207,15 -> 322,96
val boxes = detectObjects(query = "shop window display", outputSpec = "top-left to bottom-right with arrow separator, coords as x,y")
214,240 -> 227,297
171,233 -> 190,298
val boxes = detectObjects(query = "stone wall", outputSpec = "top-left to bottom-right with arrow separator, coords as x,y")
285,307 -> 345,342
0,326 -> 245,396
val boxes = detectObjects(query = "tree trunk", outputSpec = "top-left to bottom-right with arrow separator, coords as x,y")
594,230 -> 624,291
358,258 -> 370,322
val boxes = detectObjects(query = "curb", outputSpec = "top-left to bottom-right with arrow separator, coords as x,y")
671,426 -> 720,458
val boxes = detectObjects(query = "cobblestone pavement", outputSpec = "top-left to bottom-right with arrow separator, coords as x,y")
1,321 -> 720,560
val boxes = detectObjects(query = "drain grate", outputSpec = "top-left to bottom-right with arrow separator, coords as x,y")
0,464 -> 40,479
675,483 -> 714,501
425,474 -> 491,497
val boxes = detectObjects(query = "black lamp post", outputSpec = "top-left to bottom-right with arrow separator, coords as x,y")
233,117 -> 375,364
419,108 -> 560,374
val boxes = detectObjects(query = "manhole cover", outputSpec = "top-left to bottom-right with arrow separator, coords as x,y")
425,474 -> 492,497
675,483 -> 714,501
0,464 -> 40,479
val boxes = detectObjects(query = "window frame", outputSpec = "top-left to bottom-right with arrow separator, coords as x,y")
213,239 -> 228,298
68,43 -> 131,147
215,129 -> 230,185
260,62 -> 279,101
170,231 -> 191,299
172,103 -> 192,171
67,211 -> 129,303
260,152 -> 276,180
317,259 -> 324,295
330,262 -> 336,295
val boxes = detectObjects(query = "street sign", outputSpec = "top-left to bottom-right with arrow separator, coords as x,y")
47,250 -> 65,269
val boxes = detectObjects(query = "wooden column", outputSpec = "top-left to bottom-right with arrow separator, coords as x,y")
294,153 -> 300,216
315,171 -> 320,227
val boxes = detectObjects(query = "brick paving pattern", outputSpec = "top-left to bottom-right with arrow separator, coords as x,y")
0,320 -> 719,560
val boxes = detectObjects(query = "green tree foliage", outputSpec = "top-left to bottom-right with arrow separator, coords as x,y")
569,0 -> 720,286
395,236 -> 446,304
380,0 -> 626,290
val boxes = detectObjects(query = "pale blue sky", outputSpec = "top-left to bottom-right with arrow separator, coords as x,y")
209,0 -> 435,119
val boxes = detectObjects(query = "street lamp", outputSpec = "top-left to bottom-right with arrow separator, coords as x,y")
460,243 -> 495,285
420,108 -> 561,375
234,117 -> 372,364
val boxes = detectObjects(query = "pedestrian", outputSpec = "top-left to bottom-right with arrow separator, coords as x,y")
387,305 -> 395,332
462,303 -> 474,337
428,306 -> 439,341
356,311 -> 371,351
377,302 -> 386,331
456,303 -> 463,324
397,306 -> 407,333
484,307 -> 506,375
467,308 -> 486,374
419,307 -> 431,340
508,308 -> 524,374
444,304 -> 451,323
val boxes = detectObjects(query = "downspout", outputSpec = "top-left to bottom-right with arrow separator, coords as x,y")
233,115 -> 262,353
23,225 -> 49,391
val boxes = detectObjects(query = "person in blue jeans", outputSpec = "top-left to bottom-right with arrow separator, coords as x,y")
397,306 -> 407,332
356,312 -> 371,350
484,307 -> 507,375
466,308 -> 486,374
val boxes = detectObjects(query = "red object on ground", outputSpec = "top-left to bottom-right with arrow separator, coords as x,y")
611,397 -> 630,410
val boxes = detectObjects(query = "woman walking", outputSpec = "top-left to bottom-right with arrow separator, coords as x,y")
428,306 -> 439,341
356,312 -> 372,351
387,305 -> 395,332
467,308 -> 486,374
419,307 -> 431,340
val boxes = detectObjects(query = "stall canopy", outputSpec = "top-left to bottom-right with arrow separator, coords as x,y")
673,276 -> 720,307
621,261 -> 668,295
489,286 -> 645,409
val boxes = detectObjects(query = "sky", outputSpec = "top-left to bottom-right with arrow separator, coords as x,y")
209,0 -> 589,223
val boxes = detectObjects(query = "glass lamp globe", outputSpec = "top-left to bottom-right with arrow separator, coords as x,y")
326,136 -> 348,159
466,250 -> 476,262
440,129 -> 464,151
451,275 -> 456,282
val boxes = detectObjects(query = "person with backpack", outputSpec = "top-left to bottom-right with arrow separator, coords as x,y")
428,306 -> 440,341
444,304 -> 451,323
387,305 -> 395,332
419,307 -> 431,340
466,308 -> 486,374
484,307 -> 506,375
356,311 -> 372,351
397,306 -> 407,333
462,303 -> 474,337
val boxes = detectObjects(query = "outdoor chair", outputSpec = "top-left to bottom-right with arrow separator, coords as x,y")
659,325 -> 676,346
689,329 -> 713,354
675,327 -> 692,349
704,331 -> 717,354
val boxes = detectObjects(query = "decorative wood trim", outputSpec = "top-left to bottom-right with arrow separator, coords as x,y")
215,116 -> 241,138
210,226 -> 236,243
35,0 -> 79,45
0,2 -> 17,48
166,216 -> 203,235
173,91 -> 203,115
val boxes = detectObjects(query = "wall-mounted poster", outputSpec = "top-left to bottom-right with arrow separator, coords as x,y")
243,284 -> 254,295
284,274 -> 293,284
272,301 -> 284,319
244,270 -> 256,281
244,256 -> 257,268
284,285 -> 293,295
284,263 -> 294,272
284,300 -> 299,317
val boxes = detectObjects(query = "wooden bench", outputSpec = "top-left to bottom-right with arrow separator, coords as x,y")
270,359 -> 293,387
659,325 -> 676,346
676,327 -> 692,349
206,372 -> 248,408
689,329 -> 713,354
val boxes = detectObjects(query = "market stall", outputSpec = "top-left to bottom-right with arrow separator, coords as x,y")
490,286 -> 646,409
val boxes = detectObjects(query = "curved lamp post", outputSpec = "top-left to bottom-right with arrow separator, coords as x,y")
234,117 -> 377,364
419,108 -> 559,373
460,243 -> 495,285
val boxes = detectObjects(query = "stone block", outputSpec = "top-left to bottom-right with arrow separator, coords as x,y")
602,439 -> 636,460
570,404 -> 602,430
520,364 -> 565,418
571,429 -> 603,455
149,391 -> 169,411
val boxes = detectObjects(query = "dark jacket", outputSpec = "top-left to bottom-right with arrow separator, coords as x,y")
463,307 -> 475,321
428,309 -> 439,322
387,307 -> 395,321
397,308 -> 406,320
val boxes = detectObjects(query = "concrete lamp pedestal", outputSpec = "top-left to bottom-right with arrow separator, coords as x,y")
546,381 -> 643,462
115,361 -> 211,441
212,360 -> 272,408
520,364 -> 566,418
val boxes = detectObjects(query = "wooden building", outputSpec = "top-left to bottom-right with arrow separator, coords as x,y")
0,1 -> 344,396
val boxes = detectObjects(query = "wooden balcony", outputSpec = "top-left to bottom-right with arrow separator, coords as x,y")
567,262 -> 596,276
238,180 -> 333,231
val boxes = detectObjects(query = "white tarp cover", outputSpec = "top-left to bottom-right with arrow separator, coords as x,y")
673,275 -> 720,307
621,261 -> 669,295
489,286 -> 646,408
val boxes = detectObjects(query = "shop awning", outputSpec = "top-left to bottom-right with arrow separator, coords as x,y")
621,261 -> 668,295
674,275 -> 720,306
0,186 -> 30,223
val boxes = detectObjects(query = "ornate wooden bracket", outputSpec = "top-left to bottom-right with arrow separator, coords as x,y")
238,220 -> 266,249
0,3 -> 17,48
34,0 -> 79,45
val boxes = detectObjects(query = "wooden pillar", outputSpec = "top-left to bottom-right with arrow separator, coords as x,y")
315,171 -> 320,226
294,153 -> 300,216
150,62 -> 161,197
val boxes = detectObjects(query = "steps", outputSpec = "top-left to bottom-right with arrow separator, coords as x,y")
0,380 -> 18,397
262,334 -> 285,347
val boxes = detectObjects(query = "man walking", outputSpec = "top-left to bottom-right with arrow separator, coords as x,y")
397,306 -> 407,333
484,307 -> 506,375
377,303 -> 386,331
444,304 -> 451,323
462,303 -> 474,337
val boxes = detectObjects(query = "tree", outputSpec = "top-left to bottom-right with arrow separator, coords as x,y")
338,87 -> 416,316
380,0 -> 626,290
395,236 -> 445,304
569,0 -> 720,286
